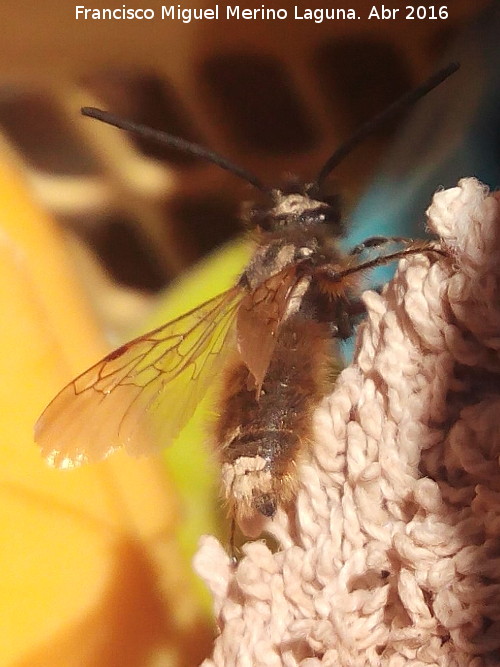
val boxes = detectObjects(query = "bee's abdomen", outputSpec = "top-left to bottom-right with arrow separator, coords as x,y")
224,428 -> 299,464
216,316 -> 335,520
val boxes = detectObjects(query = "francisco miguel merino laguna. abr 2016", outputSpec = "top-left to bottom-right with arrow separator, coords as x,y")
75,4 -> 360,23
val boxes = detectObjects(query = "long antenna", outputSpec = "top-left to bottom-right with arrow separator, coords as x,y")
81,106 -> 269,193
312,62 -> 460,194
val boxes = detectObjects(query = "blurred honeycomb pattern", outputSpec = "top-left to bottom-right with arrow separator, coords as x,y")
0,0 -> 491,336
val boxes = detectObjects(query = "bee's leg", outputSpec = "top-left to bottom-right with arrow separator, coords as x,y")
326,298 -> 357,339
344,298 -> 367,318
229,517 -> 238,564
349,236 -> 413,256
321,242 -> 446,286
330,286 -> 389,339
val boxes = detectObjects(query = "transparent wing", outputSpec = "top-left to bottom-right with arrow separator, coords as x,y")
35,287 -> 243,468
236,265 -> 302,391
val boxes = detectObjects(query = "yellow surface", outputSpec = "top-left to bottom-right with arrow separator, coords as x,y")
0,156 -> 212,666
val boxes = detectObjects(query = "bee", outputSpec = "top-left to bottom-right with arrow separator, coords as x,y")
35,64 -> 457,528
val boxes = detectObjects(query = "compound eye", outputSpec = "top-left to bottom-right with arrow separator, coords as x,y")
321,205 -> 344,234
322,193 -> 340,208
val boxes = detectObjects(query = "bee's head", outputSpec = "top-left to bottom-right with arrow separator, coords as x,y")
245,180 -> 344,236
81,63 -> 458,242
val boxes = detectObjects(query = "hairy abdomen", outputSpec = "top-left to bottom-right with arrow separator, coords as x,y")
215,316 -> 335,520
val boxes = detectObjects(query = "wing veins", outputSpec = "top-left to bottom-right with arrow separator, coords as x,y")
74,290 -> 241,396
113,291 -> 241,442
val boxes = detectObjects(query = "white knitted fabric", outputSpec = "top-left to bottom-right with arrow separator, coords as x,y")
194,179 -> 500,667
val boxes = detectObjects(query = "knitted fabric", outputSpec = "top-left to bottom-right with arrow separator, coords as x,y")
194,179 -> 500,667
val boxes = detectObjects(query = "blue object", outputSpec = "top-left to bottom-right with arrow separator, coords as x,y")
341,3 -> 500,360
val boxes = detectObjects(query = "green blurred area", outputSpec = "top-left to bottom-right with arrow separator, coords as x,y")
135,238 -> 252,609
